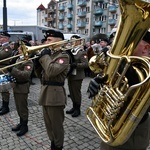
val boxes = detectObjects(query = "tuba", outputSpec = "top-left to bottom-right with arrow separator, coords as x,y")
87,0 -> 150,146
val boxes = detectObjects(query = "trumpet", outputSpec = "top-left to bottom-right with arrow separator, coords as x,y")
0,38 -> 84,73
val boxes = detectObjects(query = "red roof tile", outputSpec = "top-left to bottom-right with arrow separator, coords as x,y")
37,4 -> 46,10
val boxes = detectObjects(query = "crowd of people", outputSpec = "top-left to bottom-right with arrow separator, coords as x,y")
0,28 -> 150,150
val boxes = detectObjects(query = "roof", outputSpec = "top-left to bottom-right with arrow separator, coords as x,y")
37,4 -> 46,10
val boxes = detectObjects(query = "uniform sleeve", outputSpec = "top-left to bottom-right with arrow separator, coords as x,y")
0,46 -> 12,60
39,54 -> 69,78
11,61 -> 33,81
76,51 -> 89,69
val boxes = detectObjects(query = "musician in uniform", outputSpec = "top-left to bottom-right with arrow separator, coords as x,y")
87,31 -> 150,150
8,42 -> 33,136
34,29 -> 69,150
0,31 -> 12,115
66,35 -> 88,117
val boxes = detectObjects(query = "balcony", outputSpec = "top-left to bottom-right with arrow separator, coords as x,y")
58,15 -> 64,20
94,8 -> 103,15
47,17 -> 54,22
94,0 -> 104,2
78,1 -> 87,7
58,24 -> 64,30
68,3 -> 73,9
67,24 -> 72,29
94,21 -> 103,27
47,9 -> 55,13
109,5 -> 117,13
78,11 -> 87,17
77,22 -> 86,28
67,14 -> 73,19
108,19 -> 116,26
58,5 -> 65,11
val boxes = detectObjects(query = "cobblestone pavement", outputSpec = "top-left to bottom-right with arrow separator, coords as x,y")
0,77 -> 150,150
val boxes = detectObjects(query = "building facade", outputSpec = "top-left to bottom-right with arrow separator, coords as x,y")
37,4 -> 47,26
37,0 -> 120,38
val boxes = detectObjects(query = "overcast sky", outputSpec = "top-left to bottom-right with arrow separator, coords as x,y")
0,0 -> 51,26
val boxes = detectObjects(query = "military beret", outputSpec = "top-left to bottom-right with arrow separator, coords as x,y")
71,35 -> 81,39
22,35 -> 32,42
143,31 -> 150,44
0,31 -> 10,37
43,29 -> 64,40
41,38 -> 46,44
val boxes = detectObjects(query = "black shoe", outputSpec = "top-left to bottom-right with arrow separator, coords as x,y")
0,107 -> 9,115
66,108 -> 75,114
51,141 -> 55,150
55,146 -> 63,150
17,125 -> 28,136
72,109 -> 80,117
12,124 -> 22,131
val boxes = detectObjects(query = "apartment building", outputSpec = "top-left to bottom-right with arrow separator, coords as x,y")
47,0 -> 58,28
37,4 -> 47,26
37,0 -> 120,38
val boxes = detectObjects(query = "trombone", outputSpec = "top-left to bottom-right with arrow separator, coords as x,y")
0,38 -> 84,73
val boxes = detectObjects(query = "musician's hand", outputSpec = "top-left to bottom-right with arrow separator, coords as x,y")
87,75 -> 108,98
40,48 -> 51,57
71,62 -> 77,68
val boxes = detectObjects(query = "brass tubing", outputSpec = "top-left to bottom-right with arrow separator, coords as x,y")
0,53 -> 22,63
0,38 -> 84,63
0,56 -> 38,73
0,39 -> 84,73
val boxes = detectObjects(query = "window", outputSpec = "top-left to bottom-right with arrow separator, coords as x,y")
86,18 -> 89,23
85,29 -> 88,34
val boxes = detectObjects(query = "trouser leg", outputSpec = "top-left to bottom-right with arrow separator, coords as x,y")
13,93 -> 29,136
68,80 -> 82,117
43,106 -> 65,148
0,92 -> 10,115
14,93 -> 28,121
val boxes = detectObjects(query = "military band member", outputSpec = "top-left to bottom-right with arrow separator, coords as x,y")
34,29 -> 69,150
87,31 -> 150,150
8,43 -> 33,136
66,35 -> 88,117
0,31 -> 12,115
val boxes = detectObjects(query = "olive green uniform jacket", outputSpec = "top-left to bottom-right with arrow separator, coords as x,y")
10,58 -> 33,120
0,42 -> 12,102
67,47 -> 88,107
36,51 -> 70,106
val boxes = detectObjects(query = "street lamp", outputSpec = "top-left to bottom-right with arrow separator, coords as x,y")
3,0 -> 7,31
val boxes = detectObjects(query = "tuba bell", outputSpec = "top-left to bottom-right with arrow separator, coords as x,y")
87,0 -> 150,146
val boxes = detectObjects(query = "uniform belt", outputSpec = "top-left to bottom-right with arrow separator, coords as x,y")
42,81 -> 64,86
